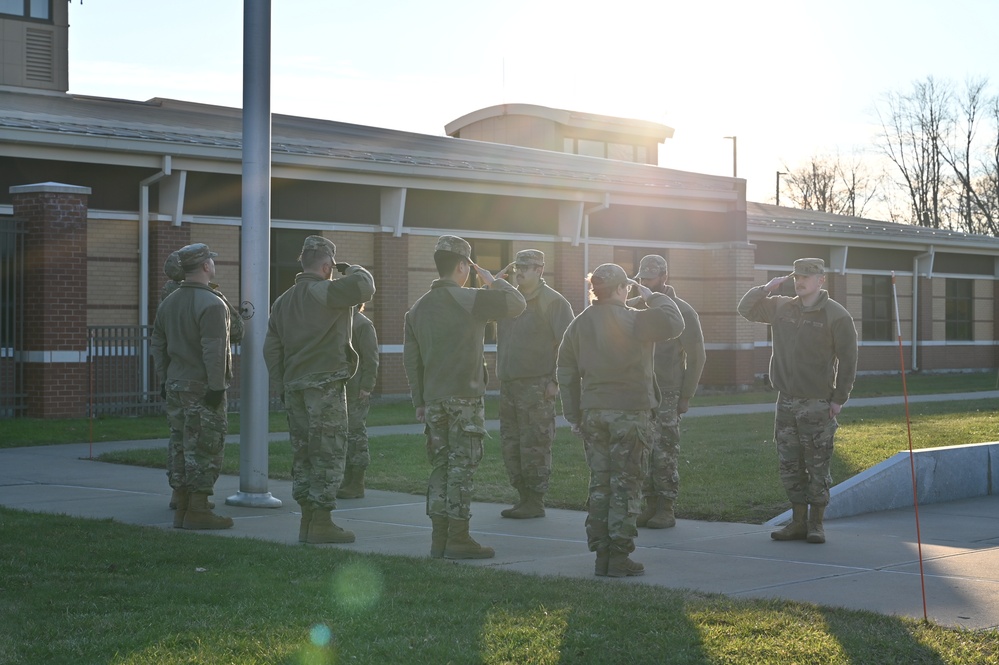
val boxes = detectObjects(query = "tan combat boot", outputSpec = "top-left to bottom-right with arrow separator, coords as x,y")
500,486 -> 526,518
607,552 -> 645,577
594,549 -> 610,576
172,491 -> 189,529
646,497 -> 676,529
298,503 -> 314,543
443,518 -> 495,559
336,466 -> 366,499
306,509 -> 355,544
430,515 -> 448,558
771,503 -> 808,541
636,495 -> 657,527
182,492 -> 233,530
170,488 -> 212,510
505,489 -> 545,519
807,504 -> 826,544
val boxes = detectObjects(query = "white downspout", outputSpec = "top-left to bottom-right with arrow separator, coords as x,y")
911,248 -> 935,372
582,194 -> 610,305
139,155 -> 172,395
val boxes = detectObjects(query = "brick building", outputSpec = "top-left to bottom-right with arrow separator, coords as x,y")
1,3 -> 997,418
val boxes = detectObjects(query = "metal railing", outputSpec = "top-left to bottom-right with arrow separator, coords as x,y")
88,325 -> 161,417
0,218 -> 25,418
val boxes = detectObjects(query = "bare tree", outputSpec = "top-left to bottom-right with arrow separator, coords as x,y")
779,153 -> 879,217
876,77 -> 953,228
941,79 -> 999,235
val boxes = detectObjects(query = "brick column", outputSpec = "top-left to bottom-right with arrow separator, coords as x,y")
372,233 -> 409,395
149,221 -> 191,314
553,242 -> 586,315
12,182 -> 91,418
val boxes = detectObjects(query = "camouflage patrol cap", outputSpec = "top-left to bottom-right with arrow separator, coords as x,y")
515,249 -> 545,266
792,258 -> 825,276
301,235 -> 336,259
589,263 -> 631,288
163,251 -> 185,281
434,235 -> 471,259
177,243 -> 218,271
634,254 -> 668,279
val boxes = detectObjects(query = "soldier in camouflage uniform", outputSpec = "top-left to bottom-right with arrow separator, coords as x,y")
738,258 -> 858,544
557,264 -> 685,577
264,236 -> 375,545
161,249 -> 244,512
495,249 -> 574,519
151,243 -> 234,530
404,235 -> 526,559
628,255 -> 706,529
337,304 -> 379,499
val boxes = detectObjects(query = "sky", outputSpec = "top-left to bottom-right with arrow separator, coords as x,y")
66,0 -> 999,206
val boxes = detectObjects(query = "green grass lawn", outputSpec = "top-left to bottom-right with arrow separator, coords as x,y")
96,398 -> 998,524
1,508 -> 996,665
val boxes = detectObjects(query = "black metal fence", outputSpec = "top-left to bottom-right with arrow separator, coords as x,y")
0,218 -> 25,418
87,325 -> 162,417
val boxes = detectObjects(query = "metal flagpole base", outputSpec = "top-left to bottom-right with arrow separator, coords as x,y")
226,491 -> 283,508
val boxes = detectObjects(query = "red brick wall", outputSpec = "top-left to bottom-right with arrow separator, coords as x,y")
372,233 -> 409,394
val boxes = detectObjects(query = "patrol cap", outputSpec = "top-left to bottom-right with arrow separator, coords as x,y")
515,249 -> 544,266
634,254 -> 667,279
177,243 -> 218,271
589,263 -> 631,288
434,235 -> 471,259
163,251 -> 185,281
301,235 -> 336,259
792,258 -> 825,276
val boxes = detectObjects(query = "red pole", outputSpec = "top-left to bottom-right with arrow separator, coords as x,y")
892,271 -> 928,622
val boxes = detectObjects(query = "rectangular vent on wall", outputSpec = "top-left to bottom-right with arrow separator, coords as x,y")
25,29 -> 54,82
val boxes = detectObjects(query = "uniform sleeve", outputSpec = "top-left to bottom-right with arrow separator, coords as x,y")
831,311 -> 859,405
355,319 -> 380,393
403,313 -> 425,408
200,301 -> 230,391
263,314 -> 284,391
633,292 -> 684,342
548,297 -> 575,382
679,305 -> 706,400
556,323 -> 582,425
738,285 -> 782,324
150,310 -> 168,385
470,278 -> 527,321
316,266 -> 376,310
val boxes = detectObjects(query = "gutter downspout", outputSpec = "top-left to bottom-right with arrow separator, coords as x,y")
139,155 -> 172,395
911,248 -> 935,372
582,194 -> 610,305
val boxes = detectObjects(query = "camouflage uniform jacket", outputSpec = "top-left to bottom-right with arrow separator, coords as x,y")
404,277 -> 526,408
495,280 -> 574,382
151,282 -> 231,392
346,310 -> 379,398
263,267 -> 375,392
738,286 -> 858,404
627,285 -> 705,399
557,292 -> 684,426
161,280 -> 244,344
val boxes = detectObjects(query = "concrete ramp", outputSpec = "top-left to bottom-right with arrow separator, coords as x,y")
767,441 -> 999,525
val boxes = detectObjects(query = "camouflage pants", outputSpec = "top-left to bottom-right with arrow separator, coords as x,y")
499,376 -> 555,493
285,378 -> 347,511
644,391 -> 681,500
425,396 -> 487,520
346,395 -> 371,469
581,408 -> 651,554
165,389 -> 227,495
774,393 -> 838,505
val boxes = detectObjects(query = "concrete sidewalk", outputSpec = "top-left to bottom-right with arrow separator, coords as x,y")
2,433 -> 998,630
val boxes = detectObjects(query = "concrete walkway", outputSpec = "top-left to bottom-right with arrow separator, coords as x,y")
1,390 -> 997,631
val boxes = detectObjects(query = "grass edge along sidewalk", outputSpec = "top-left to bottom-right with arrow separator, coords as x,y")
1,508 -> 997,665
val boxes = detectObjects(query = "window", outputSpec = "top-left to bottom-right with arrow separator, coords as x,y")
0,0 -> 50,20
945,278 -> 973,341
613,248 -> 640,279
576,139 -> 605,158
269,229 -> 312,306
862,275 -> 893,341
607,143 -> 634,162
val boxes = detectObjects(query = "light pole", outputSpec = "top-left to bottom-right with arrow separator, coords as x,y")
776,171 -> 788,206
723,136 -> 737,177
